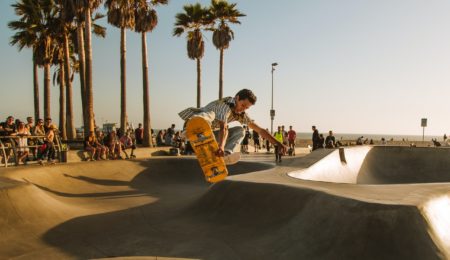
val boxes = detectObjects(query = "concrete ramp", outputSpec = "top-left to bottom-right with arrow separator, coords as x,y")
0,153 -> 449,259
289,146 -> 450,184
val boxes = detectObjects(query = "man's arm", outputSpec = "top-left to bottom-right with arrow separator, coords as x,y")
248,121 -> 287,153
216,121 -> 228,156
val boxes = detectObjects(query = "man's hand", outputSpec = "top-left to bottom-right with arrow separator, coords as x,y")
216,147 -> 225,157
278,143 -> 289,155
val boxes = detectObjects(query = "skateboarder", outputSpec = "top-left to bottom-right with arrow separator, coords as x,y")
179,89 -> 287,164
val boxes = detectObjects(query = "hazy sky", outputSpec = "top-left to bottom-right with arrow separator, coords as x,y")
2,0 -> 450,136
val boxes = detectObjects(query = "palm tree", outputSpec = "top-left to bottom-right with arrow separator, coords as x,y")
57,0 -> 77,140
105,0 -> 136,133
134,0 -> 168,147
209,0 -> 245,99
8,0 -> 42,122
52,51 -> 67,140
31,0 -> 59,120
72,0 -> 104,135
173,3 -> 211,108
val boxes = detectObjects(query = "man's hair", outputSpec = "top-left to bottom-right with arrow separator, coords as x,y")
236,89 -> 257,104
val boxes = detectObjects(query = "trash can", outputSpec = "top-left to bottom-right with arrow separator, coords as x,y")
60,150 -> 68,162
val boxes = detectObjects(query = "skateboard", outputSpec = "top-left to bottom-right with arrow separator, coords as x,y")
185,116 -> 228,183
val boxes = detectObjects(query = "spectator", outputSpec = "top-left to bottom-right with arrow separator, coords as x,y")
325,130 -> 336,148
44,117 -> 52,133
33,119 -> 45,136
252,129 -> 260,152
84,131 -> 98,161
173,131 -> 183,149
287,126 -> 297,155
12,121 -> 31,164
0,116 -> 16,162
120,131 -> 136,159
282,125 -> 288,146
312,126 -> 320,151
318,134 -> 325,149
156,130 -> 165,147
264,128 -> 271,153
105,131 -> 122,159
25,117 -> 35,133
356,136 -> 364,145
96,131 -> 109,160
241,126 -> 251,154
135,123 -> 144,145
1,116 -> 16,135
165,124 -> 176,146
274,126 -> 284,163
38,124 -> 56,165
24,117 -> 37,159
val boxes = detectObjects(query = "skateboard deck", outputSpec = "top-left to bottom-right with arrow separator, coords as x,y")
185,116 -> 228,183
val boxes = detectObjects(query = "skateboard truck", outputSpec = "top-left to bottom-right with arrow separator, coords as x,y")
207,166 -> 225,180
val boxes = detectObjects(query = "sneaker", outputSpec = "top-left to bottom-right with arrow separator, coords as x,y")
224,152 -> 240,165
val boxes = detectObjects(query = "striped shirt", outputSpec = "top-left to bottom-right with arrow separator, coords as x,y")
179,96 -> 252,130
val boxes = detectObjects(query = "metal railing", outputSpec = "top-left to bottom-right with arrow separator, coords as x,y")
0,134 -> 64,168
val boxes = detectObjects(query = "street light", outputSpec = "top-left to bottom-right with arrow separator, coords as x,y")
270,62 -> 278,135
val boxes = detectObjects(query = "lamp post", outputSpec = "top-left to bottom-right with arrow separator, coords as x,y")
270,62 -> 278,134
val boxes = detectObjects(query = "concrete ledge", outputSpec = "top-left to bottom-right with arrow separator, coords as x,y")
67,146 -> 173,163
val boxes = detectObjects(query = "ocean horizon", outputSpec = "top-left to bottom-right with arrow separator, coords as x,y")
295,132 -> 444,142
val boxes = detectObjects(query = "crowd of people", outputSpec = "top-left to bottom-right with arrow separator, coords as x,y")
311,126 -> 344,151
0,116 -> 58,165
83,129 -> 137,161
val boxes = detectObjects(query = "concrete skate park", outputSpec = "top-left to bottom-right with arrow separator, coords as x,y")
1,146 -> 449,259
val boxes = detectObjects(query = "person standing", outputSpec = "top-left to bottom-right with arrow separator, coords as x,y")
287,125 -> 297,155
312,125 -> 320,151
12,122 -> 31,164
38,124 -> 56,165
274,126 -> 284,163
252,129 -> 260,152
134,123 -> 144,145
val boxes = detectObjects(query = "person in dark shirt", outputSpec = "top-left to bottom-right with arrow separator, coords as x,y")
44,117 -> 52,133
0,116 -> 16,135
134,123 -> 144,145
325,130 -> 336,148
312,125 -> 320,151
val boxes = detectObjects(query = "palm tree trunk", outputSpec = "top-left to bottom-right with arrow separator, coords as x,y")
84,7 -> 95,132
44,63 -> 51,120
141,32 -> 152,147
33,60 -> 40,121
219,48 -> 224,99
64,33 -> 75,140
197,58 -> 201,108
77,25 -> 87,136
59,63 -> 67,140
120,27 -> 127,134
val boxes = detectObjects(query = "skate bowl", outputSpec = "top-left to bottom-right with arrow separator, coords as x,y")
0,150 -> 449,259
288,146 -> 450,184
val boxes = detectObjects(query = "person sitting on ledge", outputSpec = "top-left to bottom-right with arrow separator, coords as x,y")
120,131 -> 136,159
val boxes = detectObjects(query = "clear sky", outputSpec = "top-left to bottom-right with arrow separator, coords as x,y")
2,0 -> 450,136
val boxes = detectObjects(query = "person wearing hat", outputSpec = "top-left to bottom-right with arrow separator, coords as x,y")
38,124 -> 56,165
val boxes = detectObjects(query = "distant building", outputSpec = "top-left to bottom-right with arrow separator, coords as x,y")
102,123 -> 118,133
